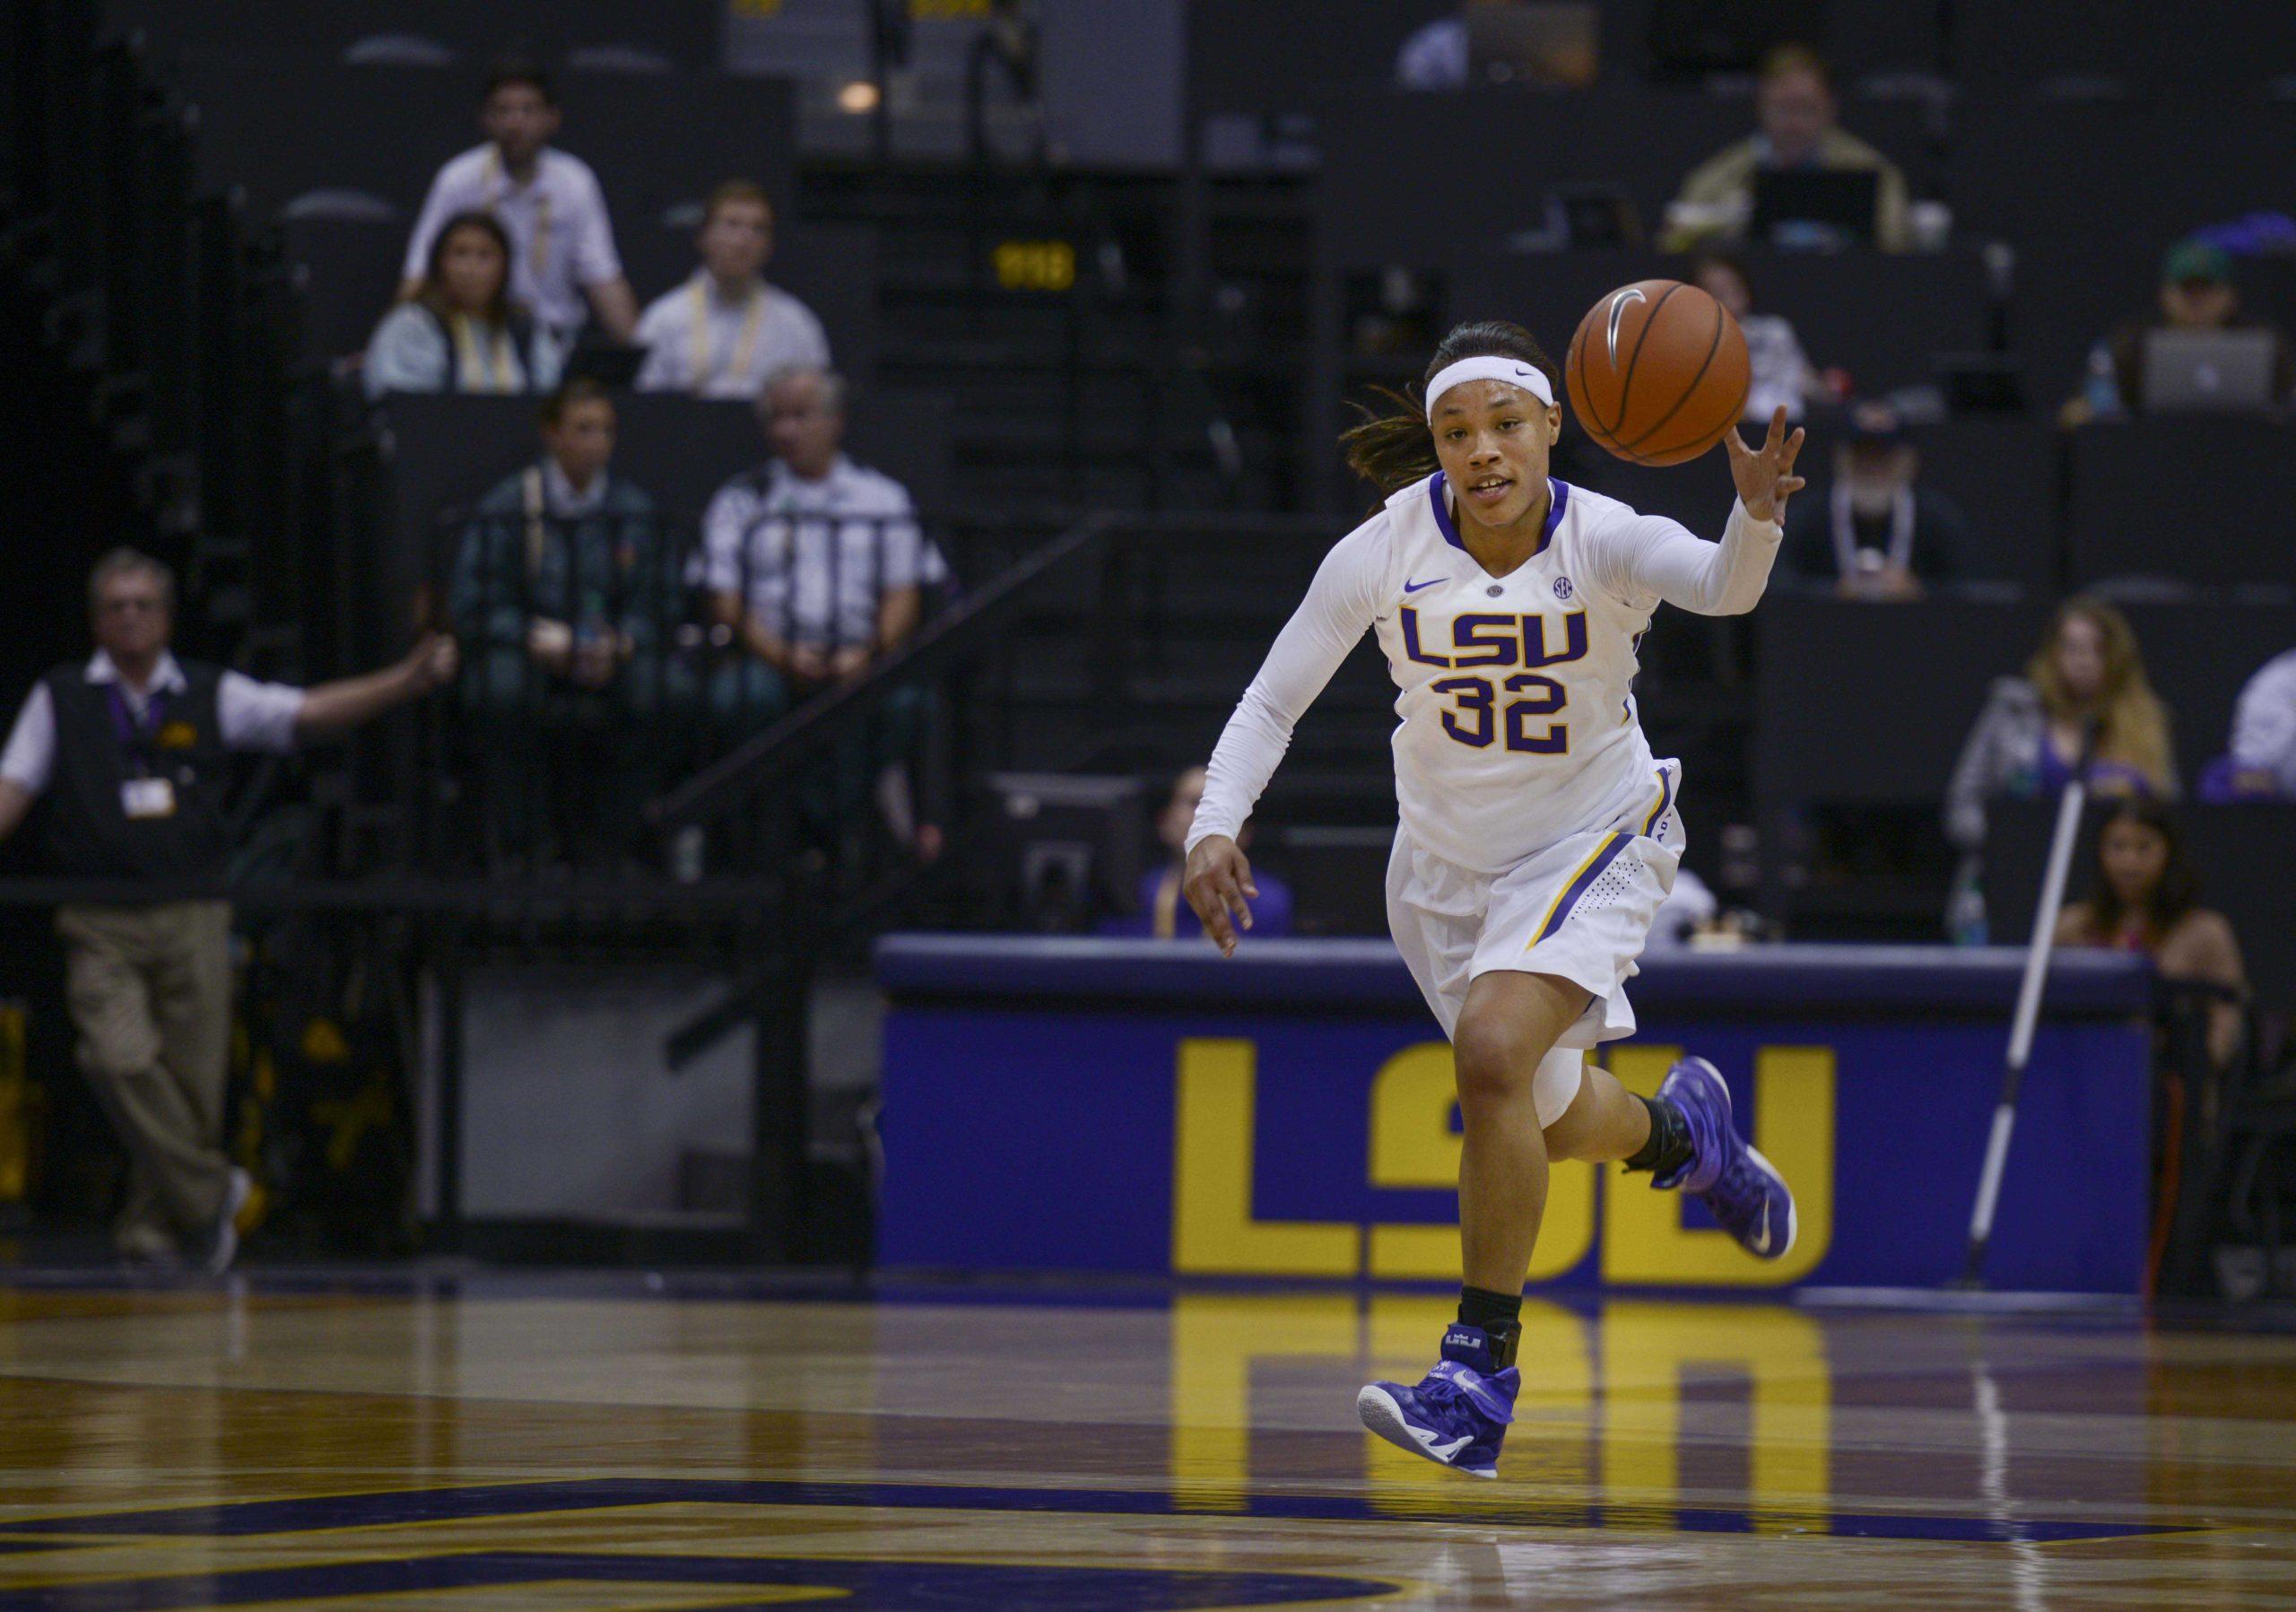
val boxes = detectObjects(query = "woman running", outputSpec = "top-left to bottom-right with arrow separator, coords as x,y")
1181,319 -> 1805,1478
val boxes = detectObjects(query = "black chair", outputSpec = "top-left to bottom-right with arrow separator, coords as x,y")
171,52 -> 796,230
2066,422 -> 2296,592
1950,91 -> 2296,248
109,0 -> 721,72
1950,0 -> 2296,91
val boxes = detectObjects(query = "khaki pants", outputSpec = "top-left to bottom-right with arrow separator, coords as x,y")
57,902 -> 234,1251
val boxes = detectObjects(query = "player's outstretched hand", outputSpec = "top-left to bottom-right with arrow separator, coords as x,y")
1723,405 -> 1807,525
1182,834 -> 1258,959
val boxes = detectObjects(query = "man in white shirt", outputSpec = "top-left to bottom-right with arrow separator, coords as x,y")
699,368 -> 944,852
397,60 -> 639,341
0,552 -> 457,1271
634,181 -> 831,399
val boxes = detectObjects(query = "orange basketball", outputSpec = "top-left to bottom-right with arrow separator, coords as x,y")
1565,279 -> 1751,466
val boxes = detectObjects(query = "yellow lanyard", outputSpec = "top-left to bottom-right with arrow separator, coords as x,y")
449,313 -> 516,391
481,148 -> 552,285
687,275 -> 768,393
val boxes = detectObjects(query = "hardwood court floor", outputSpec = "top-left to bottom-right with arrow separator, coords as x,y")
0,1275 -> 2291,1609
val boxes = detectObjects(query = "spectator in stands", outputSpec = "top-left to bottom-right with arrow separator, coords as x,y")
1780,401 -> 1979,598
1945,598 -> 2177,932
2219,647 -> 2296,798
2059,240 -> 2296,427
633,180 -> 830,399
398,59 -> 639,342
1103,766 -> 1293,940
0,551 -> 456,1269
1690,252 -> 1831,423
698,366 -> 943,856
364,212 -> 563,400
1660,46 -> 1911,253
2057,800 -> 2246,1071
449,379 -> 670,865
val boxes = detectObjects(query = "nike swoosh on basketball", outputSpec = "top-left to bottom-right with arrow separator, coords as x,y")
1404,577 -> 1447,594
1605,286 -> 1647,366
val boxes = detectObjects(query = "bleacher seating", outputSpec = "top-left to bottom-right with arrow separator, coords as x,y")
1947,0 -> 2296,91
1313,87 -> 1935,271
2066,422 -> 2296,593
1949,92 -> 2296,250
170,52 -> 796,231
107,0 -> 723,74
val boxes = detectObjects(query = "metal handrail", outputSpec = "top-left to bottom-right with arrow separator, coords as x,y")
641,508 -> 1344,832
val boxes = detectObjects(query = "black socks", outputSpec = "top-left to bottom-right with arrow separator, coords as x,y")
1451,1095 -> 1692,1372
1624,1093 -> 1693,1177
1457,1285 -> 1522,1367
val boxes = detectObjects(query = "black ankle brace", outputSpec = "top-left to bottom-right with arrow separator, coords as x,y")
1624,1093 -> 1693,1177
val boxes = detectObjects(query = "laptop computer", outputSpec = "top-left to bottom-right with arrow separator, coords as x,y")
1749,169 -> 1879,248
2139,327 -> 2277,413
1464,2 -> 1599,89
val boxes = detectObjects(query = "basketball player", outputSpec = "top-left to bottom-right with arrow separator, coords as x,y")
1182,320 -> 1805,1477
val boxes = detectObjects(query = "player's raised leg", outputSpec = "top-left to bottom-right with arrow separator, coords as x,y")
1548,1051 -> 1797,1259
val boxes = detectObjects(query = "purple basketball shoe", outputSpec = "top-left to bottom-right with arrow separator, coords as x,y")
1357,1324 -> 1519,1478
1653,1056 -> 1797,1260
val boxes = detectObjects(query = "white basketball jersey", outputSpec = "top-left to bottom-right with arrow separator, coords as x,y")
1370,472 -> 1665,873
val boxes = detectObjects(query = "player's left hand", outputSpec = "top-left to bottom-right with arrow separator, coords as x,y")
1182,834 -> 1258,959
1723,405 -> 1807,525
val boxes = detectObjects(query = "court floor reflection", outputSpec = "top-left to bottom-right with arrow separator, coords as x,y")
0,1277 -> 2289,1608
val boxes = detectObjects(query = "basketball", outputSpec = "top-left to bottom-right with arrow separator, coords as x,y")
1566,279 -> 1752,466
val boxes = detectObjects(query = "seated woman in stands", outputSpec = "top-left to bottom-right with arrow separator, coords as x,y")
364,211 -> 563,401
1944,597 -> 2177,938
2056,798 -> 2247,1072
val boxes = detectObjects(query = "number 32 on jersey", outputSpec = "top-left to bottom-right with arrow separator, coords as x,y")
1401,606 -> 1587,754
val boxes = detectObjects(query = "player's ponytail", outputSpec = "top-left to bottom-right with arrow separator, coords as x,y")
1339,319 -> 1562,497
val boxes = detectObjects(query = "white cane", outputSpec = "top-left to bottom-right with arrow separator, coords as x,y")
1958,733 -> 2095,1287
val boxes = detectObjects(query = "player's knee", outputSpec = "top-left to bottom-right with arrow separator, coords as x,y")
1451,1015 -> 1540,1110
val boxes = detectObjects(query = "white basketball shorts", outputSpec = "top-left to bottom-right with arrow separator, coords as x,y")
1386,760 -> 1685,1122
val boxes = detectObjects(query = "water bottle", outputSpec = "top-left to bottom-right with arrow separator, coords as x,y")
1946,863 -> 1988,946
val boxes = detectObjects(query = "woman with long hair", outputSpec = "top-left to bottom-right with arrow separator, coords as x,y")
1944,596 -> 2177,933
364,210 -> 564,400
1180,318 -> 1806,1477
2057,799 -> 2246,1068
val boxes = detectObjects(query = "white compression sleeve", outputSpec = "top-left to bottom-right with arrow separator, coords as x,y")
1187,522 -> 1387,853
1596,498 -> 1783,617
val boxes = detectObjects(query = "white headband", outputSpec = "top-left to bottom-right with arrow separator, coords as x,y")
1424,355 -> 1555,422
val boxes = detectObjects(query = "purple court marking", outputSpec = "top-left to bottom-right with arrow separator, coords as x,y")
7,1477 -> 2195,1546
0,1551 -> 1400,1612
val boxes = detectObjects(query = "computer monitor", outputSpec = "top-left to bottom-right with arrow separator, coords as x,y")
982,773 -> 1144,932
1750,169 -> 1880,248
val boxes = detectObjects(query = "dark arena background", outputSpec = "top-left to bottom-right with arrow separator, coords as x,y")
3,1 -> 2295,1606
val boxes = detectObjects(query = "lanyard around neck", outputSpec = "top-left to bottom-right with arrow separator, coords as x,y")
449,312 -> 516,391
106,683 -> 169,772
481,148 -> 552,284
688,275 -> 767,392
